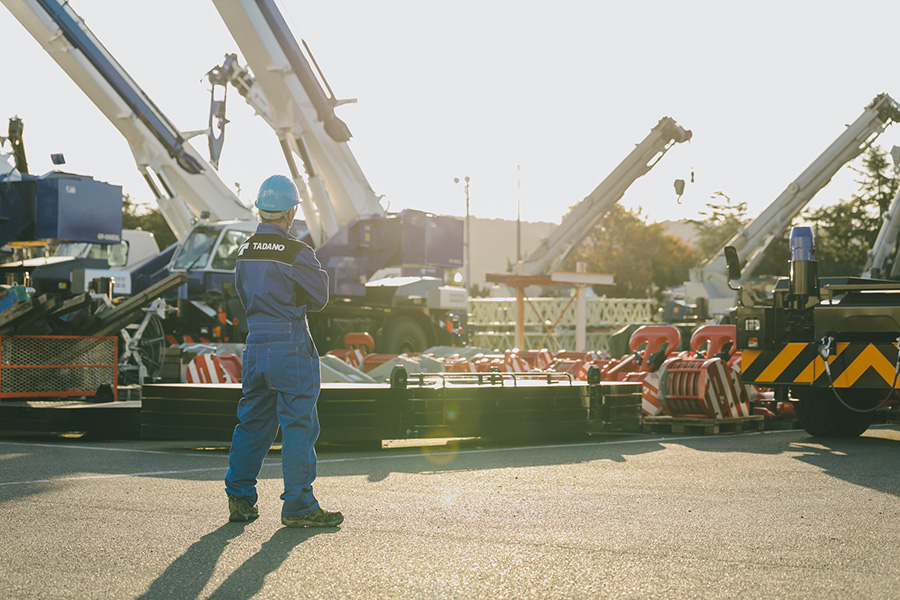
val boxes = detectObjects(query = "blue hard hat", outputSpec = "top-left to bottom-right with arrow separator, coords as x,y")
255,175 -> 300,212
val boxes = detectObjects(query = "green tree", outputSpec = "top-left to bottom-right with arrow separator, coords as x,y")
748,234 -> 790,278
122,194 -> 177,249
802,146 -> 898,277
851,144 -> 897,217
717,146 -> 900,278
686,192 -> 749,264
802,201 -> 876,276
564,205 -> 693,300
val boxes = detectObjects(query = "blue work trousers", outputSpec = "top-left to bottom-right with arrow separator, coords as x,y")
225,341 -> 321,517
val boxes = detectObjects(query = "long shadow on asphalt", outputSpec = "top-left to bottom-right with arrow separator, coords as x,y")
790,434 -> 900,497
4,427 -> 899,505
136,522 -> 335,600
0,433 -> 674,512
326,434 -> 667,483
0,432 -> 669,504
675,426 -> 900,498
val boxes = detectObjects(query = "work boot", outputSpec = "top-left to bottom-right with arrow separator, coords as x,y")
281,508 -> 344,528
228,495 -> 259,522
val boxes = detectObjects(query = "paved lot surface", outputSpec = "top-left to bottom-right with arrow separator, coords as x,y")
1,425 -> 899,599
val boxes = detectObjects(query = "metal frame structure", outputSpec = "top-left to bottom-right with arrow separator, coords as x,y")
468,296 -> 655,351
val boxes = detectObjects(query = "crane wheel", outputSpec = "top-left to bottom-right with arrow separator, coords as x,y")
379,317 -> 428,355
794,387 -> 876,437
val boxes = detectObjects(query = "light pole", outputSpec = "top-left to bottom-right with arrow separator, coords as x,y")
516,165 -> 521,262
454,176 -> 471,291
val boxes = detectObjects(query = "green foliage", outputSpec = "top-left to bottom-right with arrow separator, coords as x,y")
851,145 -> 897,217
749,235 -> 790,277
803,200 -> 879,276
802,146 -> 898,277
563,205 -> 693,300
468,283 -> 492,298
732,145 -> 899,278
557,145 -> 900,296
122,194 -> 177,249
686,192 -> 749,263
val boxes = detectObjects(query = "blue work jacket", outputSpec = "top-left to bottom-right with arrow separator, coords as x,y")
235,222 -> 329,347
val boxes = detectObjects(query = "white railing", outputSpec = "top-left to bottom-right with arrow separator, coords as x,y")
467,297 -> 657,352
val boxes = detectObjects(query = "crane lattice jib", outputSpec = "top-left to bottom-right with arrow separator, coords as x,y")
519,116 -> 692,277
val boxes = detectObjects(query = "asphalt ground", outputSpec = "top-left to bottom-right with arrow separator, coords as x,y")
1,425 -> 899,600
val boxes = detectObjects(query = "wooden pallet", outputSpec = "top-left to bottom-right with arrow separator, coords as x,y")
642,415 -> 765,435
763,418 -> 802,431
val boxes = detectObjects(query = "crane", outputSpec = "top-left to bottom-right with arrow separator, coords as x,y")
4,0 -> 466,353
207,0 -> 386,249
201,0 -> 466,351
861,146 -> 900,279
1,0 -> 253,243
517,116 -> 692,277
684,93 -> 900,315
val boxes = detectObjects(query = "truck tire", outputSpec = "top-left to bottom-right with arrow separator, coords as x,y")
380,317 -> 428,355
795,387 -> 875,437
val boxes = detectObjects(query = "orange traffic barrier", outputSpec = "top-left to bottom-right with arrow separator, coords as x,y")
186,354 -> 241,384
657,356 -> 751,418
690,325 -> 737,359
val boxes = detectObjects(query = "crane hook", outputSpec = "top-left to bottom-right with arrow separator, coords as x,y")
674,179 -> 685,204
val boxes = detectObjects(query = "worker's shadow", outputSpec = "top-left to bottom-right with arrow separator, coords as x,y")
137,523 -> 335,600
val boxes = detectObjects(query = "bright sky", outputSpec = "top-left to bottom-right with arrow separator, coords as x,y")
3,0 -> 900,230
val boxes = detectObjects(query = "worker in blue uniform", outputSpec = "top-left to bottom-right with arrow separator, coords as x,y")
225,174 -> 343,528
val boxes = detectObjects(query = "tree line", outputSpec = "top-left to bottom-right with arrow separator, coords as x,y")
122,195 -> 177,250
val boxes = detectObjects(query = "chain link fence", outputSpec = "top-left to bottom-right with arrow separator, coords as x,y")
0,336 -> 117,399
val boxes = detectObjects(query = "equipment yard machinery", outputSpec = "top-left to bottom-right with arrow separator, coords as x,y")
2,0 -> 467,357
728,226 -> 900,437
683,93 -> 900,318
0,112 -> 181,385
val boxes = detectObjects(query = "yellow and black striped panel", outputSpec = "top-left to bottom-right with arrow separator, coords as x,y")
741,342 -> 900,388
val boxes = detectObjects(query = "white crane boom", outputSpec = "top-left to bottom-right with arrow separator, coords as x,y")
685,93 -> 900,314
1,0 -> 252,240
863,187 -> 900,279
519,116 -> 692,276
210,0 -> 384,248
862,147 -> 900,279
